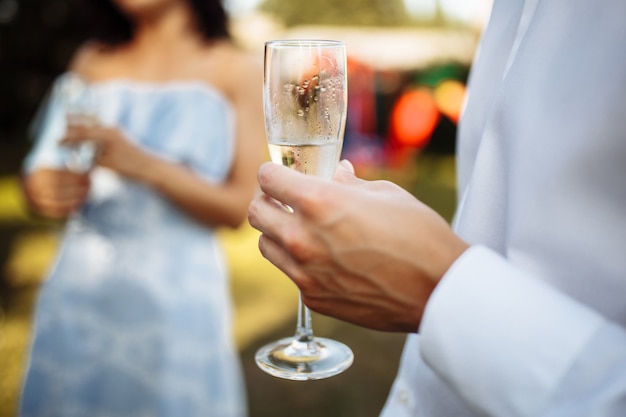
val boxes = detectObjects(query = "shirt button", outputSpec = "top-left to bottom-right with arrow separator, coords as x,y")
397,389 -> 409,405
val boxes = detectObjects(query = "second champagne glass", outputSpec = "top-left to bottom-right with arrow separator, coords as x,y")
255,39 -> 353,381
58,73 -> 99,232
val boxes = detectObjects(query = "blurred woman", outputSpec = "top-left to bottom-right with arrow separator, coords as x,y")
20,0 -> 264,415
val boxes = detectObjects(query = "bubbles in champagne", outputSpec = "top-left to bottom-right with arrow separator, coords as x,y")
267,140 -> 343,179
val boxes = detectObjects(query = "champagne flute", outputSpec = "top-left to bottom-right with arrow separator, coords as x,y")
255,40 -> 353,380
58,73 -> 99,232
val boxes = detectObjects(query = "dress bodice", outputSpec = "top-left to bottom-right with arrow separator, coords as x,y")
25,75 -> 237,239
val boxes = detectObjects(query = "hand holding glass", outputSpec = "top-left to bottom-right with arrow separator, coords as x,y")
255,40 -> 353,380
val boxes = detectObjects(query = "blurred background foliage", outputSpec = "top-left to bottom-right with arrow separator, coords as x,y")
260,0 -> 413,27
0,0 -> 490,415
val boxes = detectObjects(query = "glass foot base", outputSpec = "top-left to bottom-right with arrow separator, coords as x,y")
255,336 -> 354,381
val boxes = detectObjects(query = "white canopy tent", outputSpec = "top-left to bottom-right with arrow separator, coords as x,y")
231,13 -> 480,71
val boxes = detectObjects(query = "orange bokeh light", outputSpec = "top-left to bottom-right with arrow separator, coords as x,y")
433,79 -> 467,124
390,87 -> 440,149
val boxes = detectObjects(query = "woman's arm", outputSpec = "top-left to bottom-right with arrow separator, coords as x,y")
22,52 -> 94,219
66,47 -> 266,228
140,51 -> 266,228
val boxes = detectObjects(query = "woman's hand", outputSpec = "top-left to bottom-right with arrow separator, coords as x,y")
23,168 -> 91,219
61,123 -> 150,179
247,160 -> 470,332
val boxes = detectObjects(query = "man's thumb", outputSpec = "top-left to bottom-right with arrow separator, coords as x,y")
334,159 -> 363,185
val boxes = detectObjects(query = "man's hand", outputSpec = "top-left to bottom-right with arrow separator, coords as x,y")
248,160 -> 469,332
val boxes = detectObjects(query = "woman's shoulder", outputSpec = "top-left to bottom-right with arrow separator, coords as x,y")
67,42 -> 119,81
205,40 -> 262,77
210,40 -> 258,64
202,40 -> 263,101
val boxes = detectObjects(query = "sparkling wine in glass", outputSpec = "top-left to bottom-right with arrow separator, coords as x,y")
58,73 -> 99,232
255,39 -> 353,381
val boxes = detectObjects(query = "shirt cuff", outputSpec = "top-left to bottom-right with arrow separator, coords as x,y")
419,245 -> 604,416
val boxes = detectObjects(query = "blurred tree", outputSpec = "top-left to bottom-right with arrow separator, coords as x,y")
433,0 -> 446,25
259,0 -> 411,27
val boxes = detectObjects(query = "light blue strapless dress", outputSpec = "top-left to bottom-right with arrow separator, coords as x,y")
20,75 -> 248,417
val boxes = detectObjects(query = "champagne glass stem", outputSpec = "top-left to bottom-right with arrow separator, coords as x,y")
294,293 -> 314,343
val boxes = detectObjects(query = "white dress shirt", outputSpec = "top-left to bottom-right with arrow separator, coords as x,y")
380,0 -> 626,416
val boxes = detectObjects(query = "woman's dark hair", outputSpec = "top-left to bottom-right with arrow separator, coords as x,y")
77,0 -> 230,45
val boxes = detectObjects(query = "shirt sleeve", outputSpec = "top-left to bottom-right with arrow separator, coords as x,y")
419,245 -> 626,417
